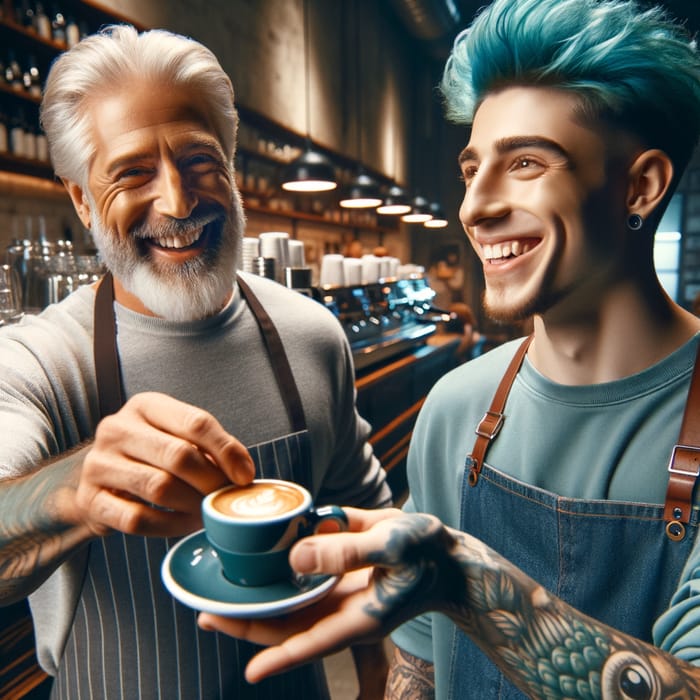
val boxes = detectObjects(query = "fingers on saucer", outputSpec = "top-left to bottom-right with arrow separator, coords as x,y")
290,509 -> 404,575
197,613 -> 249,638
291,533 -> 379,575
197,610 -> 317,648
244,609 -> 375,683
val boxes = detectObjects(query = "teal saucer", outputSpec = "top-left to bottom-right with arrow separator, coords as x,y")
161,529 -> 338,618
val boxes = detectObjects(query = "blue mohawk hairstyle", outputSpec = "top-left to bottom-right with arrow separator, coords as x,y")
441,0 -> 700,177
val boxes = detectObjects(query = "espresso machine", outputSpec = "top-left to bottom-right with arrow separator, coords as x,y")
239,236 -> 453,371
314,272 -> 452,371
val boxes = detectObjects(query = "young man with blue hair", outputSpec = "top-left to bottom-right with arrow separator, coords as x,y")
201,0 -> 700,697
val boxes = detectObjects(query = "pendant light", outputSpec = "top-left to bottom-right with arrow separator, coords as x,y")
424,201 -> 448,228
398,68 -> 444,226
376,184 -> 411,215
340,173 -> 382,208
281,0 -> 337,193
401,194 -> 433,223
423,99 -> 448,229
340,0 -> 381,209
281,149 -> 337,192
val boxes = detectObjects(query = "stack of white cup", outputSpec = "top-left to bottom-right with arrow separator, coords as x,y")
320,254 -> 345,287
258,232 -> 290,284
321,253 -> 405,287
240,237 -> 260,274
361,255 -> 382,284
288,240 -> 306,268
342,258 -> 363,286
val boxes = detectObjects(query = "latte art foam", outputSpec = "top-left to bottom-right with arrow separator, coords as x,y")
213,482 -> 305,520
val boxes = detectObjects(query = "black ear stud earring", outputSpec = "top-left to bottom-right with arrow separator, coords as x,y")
627,213 -> 643,231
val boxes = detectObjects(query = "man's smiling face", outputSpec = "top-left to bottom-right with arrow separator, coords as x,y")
459,86 -> 633,324
73,78 -> 243,321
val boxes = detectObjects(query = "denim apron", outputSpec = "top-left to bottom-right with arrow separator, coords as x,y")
49,273 -> 328,700
447,337 -> 700,699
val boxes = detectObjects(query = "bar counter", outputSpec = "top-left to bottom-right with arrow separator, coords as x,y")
356,332 -> 461,501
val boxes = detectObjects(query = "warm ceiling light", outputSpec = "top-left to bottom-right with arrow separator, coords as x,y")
376,185 -> 411,215
281,149 -> 337,192
339,173 -> 382,208
280,0 -> 337,194
401,195 -> 433,223
424,202 -> 448,228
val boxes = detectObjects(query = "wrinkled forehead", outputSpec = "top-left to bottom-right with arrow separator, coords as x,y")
84,81 -> 225,173
89,80 -> 217,139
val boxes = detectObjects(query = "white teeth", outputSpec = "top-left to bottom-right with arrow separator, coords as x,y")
154,227 -> 203,249
482,239 -> 533,261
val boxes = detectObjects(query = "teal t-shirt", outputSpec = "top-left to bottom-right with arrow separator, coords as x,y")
392,334 -> 700,691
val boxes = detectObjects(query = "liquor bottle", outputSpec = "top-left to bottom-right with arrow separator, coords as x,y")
6,51 -> 24,92
9,109 -> 26,158
35,3 -> 52,40
23,55 -> 42,98
0,110 -> 9,154
21,0 -> 36,33
65,15 -> 79,48
24,118 -> 37,160
51,5 -> 67,47
36,122 -> 48,162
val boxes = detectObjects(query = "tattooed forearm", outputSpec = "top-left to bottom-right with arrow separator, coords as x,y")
357,514 -> 700,700
385,646 -> 434,699
0,450 -> 89,604
448,529 -> 700,699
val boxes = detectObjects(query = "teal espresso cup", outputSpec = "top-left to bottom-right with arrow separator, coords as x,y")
202,479 -> 348,586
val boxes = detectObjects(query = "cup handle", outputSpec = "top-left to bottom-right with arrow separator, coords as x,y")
305,505 -> 348,535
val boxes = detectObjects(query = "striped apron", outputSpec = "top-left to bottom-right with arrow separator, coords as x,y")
49,274 -> 329,699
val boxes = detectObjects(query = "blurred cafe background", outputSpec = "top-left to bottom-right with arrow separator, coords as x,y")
1,0 -> 700,697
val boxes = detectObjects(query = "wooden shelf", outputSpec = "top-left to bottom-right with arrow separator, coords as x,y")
0,154 -> 54,181
0,17 -> 68,52
0,1 -> 398,242
242,198 -> 396,233
0,81 -> 42,106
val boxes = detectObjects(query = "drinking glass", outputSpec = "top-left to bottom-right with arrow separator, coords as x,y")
0,263 -> 24,326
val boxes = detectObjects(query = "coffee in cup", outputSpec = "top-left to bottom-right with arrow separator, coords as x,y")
202,479 -> 347,586
211,480 -> 306,520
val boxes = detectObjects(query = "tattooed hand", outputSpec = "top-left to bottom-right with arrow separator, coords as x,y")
198,508 -> 467,683
198,508 -> 700,699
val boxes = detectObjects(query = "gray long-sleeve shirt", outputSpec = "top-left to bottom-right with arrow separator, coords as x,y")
0,271 -> 390,692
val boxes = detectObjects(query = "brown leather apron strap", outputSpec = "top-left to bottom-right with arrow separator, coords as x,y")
93,272 -> 307,435
468,334 -> 533,486
236,276 -> 307,434
664,339 -> 700,541
94,272 -> 124,419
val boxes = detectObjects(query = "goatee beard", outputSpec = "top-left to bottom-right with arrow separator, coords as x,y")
89,195 -> 244,322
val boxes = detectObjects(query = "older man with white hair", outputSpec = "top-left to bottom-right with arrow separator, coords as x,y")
0,24 -> 391,699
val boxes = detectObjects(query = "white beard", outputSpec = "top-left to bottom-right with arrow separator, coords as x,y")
88,192 -> 245,322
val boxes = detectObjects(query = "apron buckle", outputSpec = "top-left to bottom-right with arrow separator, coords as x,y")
475,410 -> 505,439
664,444 -> 700,541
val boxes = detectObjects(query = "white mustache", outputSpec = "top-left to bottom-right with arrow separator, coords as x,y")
132,211 -> 222,241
